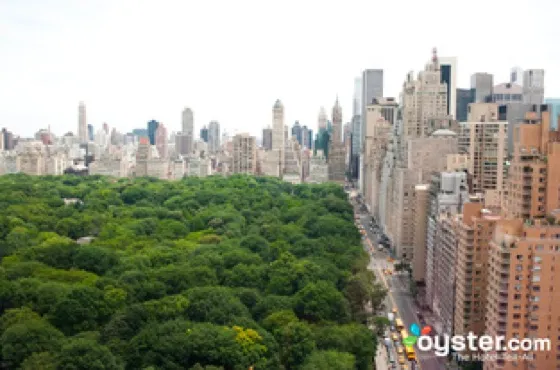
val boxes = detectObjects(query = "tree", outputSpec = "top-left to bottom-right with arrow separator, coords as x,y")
0,319 -> 64,369
278,321 -> 316,370
302,350 -> 356,370
19,352 -> 59,370
0,174 -> 379,368
57,338 -> 122,370
294,281 -> 350,323
49,286 -> 111,335
372,316 -> 390,337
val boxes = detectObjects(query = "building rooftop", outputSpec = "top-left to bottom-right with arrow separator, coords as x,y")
431,129 -> 457,137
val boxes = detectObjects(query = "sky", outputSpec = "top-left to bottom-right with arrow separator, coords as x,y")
0,0 -> 557,139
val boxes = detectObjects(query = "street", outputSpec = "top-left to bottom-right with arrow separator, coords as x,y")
355,207 -> 447,370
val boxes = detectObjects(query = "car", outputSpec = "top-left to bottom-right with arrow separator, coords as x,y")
398,356 -> 406,365
392,307 -> 398,314
391,333 -> 399,342
396,346 -> 404,355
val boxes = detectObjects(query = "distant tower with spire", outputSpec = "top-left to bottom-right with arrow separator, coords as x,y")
328,96 -> 346,184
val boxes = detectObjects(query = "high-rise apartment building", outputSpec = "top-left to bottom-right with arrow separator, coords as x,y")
232,133 -> 257,174
271,100 -> 285,177
459,103 -> 508,196
175,132 -> 190,156
327,98 -> 346,184
262,127 -> 272,150
78,102 -> 87,143
351,76 -> 363,180
484,107 -> 560,370
439,57 -> 457,119
454,202 -> 500,337
135,137 -> 151,177
422,171 -> 469,289
362,98 -> 397,213
522,69 -> 544,105
181,108 -> 194,153
208,121 -> 220,153
401,49 -> 450,141
182,108 -> 194,134
147,120 -> 159,146
471,73 -> 494,103
155,124 -> 168,159
361,69 -> 384,152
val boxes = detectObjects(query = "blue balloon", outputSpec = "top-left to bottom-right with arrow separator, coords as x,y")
410,323 -> 420,336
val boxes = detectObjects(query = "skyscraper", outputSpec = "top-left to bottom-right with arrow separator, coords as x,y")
87,124 -> 94,142
181,108 -> 194,153
510,66 -> 523,85
361,69 -> 384,144
147,120 -> 159,145
155,123 -> 168,159
272,100 -> 285,176
301,125 -> 312,149
78,102 -> 87,143
456,88 -> 474,121
200,126 -> 208,142
327,97 -> 346,183
351,76 -> 363,180
262,127 -> 272,150
522,69 -> 545,104
291,121 -> 302,145
318,107 -> 328,130
439,57 -> 457,119
470,72 -> 494,103
208,121 -> 220,153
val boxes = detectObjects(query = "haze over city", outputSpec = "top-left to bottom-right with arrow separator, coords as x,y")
0,0 -> 557,137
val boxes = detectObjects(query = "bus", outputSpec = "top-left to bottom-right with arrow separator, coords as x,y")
405,346 -> 416,361
395,318 -> 404,331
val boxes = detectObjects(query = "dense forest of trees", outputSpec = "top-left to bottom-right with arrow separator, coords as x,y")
0,174 -> 386,369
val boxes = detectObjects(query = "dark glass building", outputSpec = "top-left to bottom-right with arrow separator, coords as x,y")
456,88 -> 474,122
87,124 -> 94,141
200,126 -> 208,142
147,120 -> 159,145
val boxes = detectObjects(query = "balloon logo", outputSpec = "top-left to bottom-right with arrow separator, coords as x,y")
410,323 -> 420,336
403,336 -> 418,346
421,326 -> 432,336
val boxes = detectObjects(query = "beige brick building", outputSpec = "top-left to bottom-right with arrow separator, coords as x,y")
232,133 -> 257,174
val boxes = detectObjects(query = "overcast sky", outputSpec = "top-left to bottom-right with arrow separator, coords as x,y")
0,0 -> 556,138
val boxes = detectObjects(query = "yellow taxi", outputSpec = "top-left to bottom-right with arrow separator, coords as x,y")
396,346 -> 404,355
391,333 -> 399,342
392,307 -> 398,314
398,356 -> 406,365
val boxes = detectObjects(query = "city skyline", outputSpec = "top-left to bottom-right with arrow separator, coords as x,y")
0,0 -> 556,138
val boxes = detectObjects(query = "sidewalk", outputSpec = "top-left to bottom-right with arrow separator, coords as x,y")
375,342 -> 391,370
